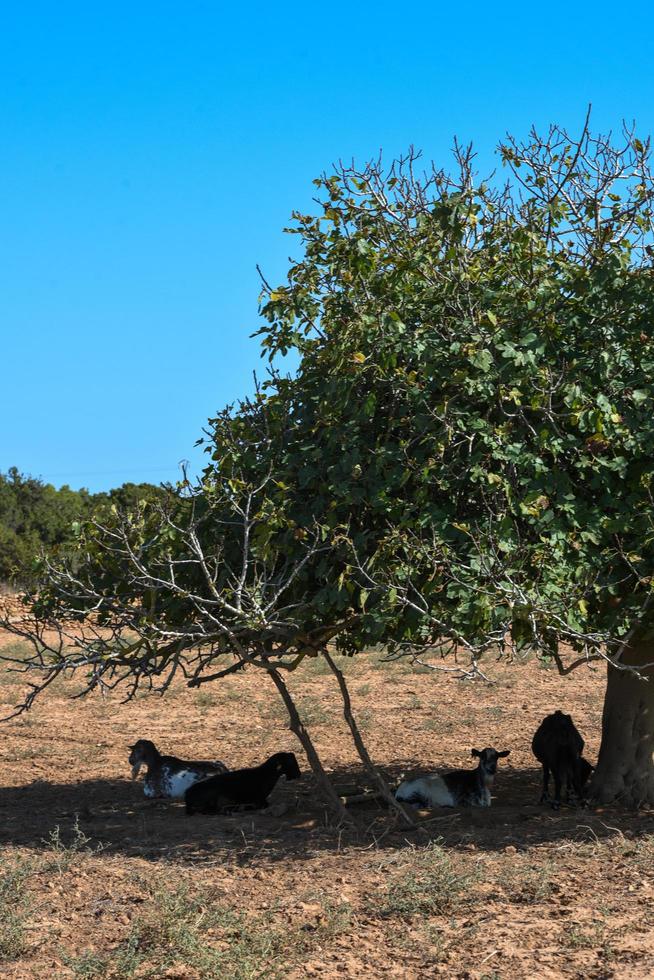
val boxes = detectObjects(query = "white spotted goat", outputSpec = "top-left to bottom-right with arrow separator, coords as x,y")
128,738 -> 228,799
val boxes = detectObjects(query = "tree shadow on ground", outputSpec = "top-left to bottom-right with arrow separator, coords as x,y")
1,761 -> 653,865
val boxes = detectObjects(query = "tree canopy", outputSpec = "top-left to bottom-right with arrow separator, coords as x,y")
0,468 -> 166,587
3,116 -> 654,805
234,116 -> 654,671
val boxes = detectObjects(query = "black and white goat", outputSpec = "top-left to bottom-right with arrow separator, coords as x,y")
185,751 -> 301,815
128,739 -> 228,800
395,747 -> 510,808
531,710 -> 594,808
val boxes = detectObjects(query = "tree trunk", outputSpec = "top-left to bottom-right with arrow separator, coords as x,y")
592,640 -> 654,805
267,666 -> 354,825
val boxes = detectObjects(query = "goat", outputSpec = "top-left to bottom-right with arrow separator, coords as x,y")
185,751 -> 301,815
531,710 -> 594,808
395,747 -> 510,808
128,739 -> 228,800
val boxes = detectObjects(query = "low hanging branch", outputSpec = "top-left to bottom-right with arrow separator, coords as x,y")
267,666 -> 353,825
0,466 -> 371,822
322,649 -> 416,826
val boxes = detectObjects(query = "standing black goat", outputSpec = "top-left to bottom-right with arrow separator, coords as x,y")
185,751 -> 301,815
531,710 -> 594,808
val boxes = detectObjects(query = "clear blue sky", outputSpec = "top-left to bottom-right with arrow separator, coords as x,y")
2,1 -> 653,492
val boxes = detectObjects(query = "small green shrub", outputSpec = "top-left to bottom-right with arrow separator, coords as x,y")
42,817 -> 103,873
377,841 -> 476,918
0,856 -> 34,961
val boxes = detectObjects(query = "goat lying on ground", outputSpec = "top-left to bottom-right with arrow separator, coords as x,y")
128,739 -> 228,799
395,747 -> 510,808
531,710 -> 594,808
185,752 -> 301,815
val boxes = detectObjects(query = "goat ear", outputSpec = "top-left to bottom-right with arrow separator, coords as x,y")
471,748 -> 481,758
498,750 -> 511,758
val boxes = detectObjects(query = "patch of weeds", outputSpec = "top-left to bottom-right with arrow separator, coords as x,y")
421,921 -> 446,954
4,746 -> 39,762
221,684 -> 243,702
564,920 -> 608,949
115,880 -> 337,979
61,949 -> 110,978
629,834 -> 654,867
573,831 -> 654,867
501,860 -> 554,903
378,669 -> 405,685
486,706 -> 503,719
318,898 -> 352,937
388,920 -> 445,960
42,816 -> 103,873
297,696 -> 330,726
294,893 -> 353,942
0,640 -> 31,663
110,930 -> 143,977
376,840 -> 476,918
356,683 -> 371,698
0,666 -> 29,687
194,689 -> 216,710
422,717 -> 441,731
304,654 -> 332,676
356,708 -> 374,733
264,698 -> 290,725
108,877 -> 354,978
0,856 -> 34,961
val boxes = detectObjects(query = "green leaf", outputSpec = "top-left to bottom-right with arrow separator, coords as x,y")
470,349 -> 493,372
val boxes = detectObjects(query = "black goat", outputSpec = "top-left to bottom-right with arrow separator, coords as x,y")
396,747 -> 511,808
185,752 -> 301,815
531,710 -> 594,807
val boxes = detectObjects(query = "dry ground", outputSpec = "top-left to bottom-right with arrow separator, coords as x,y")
1,631 -> 653,979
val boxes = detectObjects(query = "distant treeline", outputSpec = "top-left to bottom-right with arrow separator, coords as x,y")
0,467 -> 164,587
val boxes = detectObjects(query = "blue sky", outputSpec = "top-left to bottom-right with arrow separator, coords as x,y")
2,1 -> 653,491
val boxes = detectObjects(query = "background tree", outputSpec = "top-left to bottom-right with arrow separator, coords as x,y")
0,468 -> 94,587
0,469 -> 165,588
3,115 -> 654,806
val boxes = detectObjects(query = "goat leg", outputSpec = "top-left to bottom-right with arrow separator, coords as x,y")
552,771 -> 563,810
539,764 -> 551,804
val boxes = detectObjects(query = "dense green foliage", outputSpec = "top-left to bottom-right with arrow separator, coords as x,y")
10,121 -> 654,685
283,207 -> 649,650
0,468 -> 163,587
204,128 -> 654,660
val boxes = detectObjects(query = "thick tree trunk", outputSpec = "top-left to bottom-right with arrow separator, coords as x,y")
592,640 -> 654,806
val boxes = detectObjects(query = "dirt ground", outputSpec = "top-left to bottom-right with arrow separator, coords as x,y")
1,630 -> 653,980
